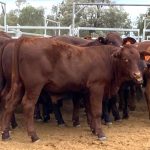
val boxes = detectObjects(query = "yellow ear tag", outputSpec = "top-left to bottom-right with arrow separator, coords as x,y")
145,56 -> 150,61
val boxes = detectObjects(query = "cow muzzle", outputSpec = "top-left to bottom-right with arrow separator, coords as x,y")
132,72 -> 143,84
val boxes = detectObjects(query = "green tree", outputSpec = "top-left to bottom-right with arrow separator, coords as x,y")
50,0 -> 132,36
0,10 -> 18,26
18,6 -> 44,34
16,0 -> 26,10
7,10 -> 19,25
137,8 -> 150,37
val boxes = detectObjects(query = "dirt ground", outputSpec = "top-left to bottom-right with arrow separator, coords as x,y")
0,99 -> 150,150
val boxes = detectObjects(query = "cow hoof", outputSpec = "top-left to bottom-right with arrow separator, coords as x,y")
91,129 -> 95,134
129,106 -> 136,111
74,124 -> 80,128
2,131 -> 11,141
58,123 -> 67,127
115,119 -> 122,122
122,115 -> 129,119
105,122 -> 112,126
98,136 -> 107,141
2,137 -> 11,141
31,136 -> 40,143
11,123 -> 18,129
73,122 -> 80,127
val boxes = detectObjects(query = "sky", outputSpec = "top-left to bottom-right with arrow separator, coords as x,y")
1,0 -> 150,23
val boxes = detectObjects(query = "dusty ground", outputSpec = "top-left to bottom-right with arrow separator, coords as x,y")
0,99 -> 150,150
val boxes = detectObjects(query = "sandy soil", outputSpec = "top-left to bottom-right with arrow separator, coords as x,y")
0,99 -> 150,150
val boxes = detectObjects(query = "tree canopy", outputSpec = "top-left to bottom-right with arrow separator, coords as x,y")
50,0 -> 131,36
0,0 -> 149,37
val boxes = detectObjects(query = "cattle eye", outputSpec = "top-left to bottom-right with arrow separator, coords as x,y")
122,58 -> 129,62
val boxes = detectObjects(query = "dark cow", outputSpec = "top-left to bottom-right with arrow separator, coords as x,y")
120,39 -> 150,119
118,37 -> 138,119
1,37 -> 144,142
136,41 -> 150,119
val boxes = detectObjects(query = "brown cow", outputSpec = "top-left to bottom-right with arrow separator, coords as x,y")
50,32 -> 123,126
0,32 -> 122,130
0,33 -> 12,101
0,33 -> 19,130
1,37 -> 144,142
0,38 -> 20,129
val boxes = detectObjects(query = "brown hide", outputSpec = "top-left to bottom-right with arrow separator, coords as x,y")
1,40 -> 16,88
1,37 -> 143,142
51,36 -> 90,45
0,33 -> 12,91
0,31 -> 11,39
0,31 -> 11,126
105,32 -> 122,46
51,32 -> 122,47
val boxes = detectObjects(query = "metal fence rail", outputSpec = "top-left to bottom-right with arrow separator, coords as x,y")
0,25 -> 72,37
77,27 -> 140,41
0,25 -> 149,41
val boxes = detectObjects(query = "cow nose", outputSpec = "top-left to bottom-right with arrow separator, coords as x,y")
133,72 -> 143,83
133,72 -> 141,78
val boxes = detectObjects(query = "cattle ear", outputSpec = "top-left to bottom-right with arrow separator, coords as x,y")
122,37 -> 136,45
140,51 -> 150,60
98,37 -> 106,44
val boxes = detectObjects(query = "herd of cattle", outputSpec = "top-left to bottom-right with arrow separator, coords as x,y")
0,31 -> 150,142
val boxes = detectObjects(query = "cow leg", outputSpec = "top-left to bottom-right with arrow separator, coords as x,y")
34,102 -> 42,121
128,84 -> 136,111
72,94 -> 80,127
0,86 -> 17,129
144,80 -> 150,119
122,88 -> 129,119
102,98 -> 111,124
109,95 -> 121,121
0,84 -> 9,126
118,89 -> 123,111
1,84 -> 22,140
0,83 -> 18,128
122,102 -> 128,119
53,102 -> 65,125
89,83 -> 105,140
83,94 -> 92,128
10,113 -> 18,129
42,100 -> 50,122
22,88 -> 42,143
0,82 -> 11,114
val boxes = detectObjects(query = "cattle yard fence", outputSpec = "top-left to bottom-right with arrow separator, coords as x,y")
72,2 -> 150,40
0,25 -> 72,37
0,1 -> 6,31
0,2 -> 150,40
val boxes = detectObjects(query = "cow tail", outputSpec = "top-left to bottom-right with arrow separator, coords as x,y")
7,38 -> 23,100
0,45 -> 5,93
0,47 -> 4,93
0,41 -> 10,93
10,38 -> 24,95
